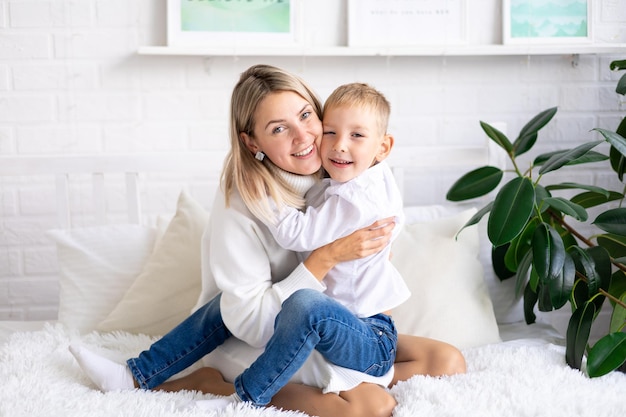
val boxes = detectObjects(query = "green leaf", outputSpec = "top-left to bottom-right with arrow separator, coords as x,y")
597,234 -> 626,259
537,281 -> 553,312
566,301 -> 596,370
611,118 -> 626,180
610,60 -> 626,71
481,121 -> 513,153
545,182 -> 609,198
488,177 -> 535,246
608,271 -> 626,309
514,107 -> 558,157
539,141 -> 604,175
618,117 -> 626,139
515,250 -> 533,298
455,201 -> 493,239
534,150 -> 608,167
609,292 -> 626,333
542,197 -> 588,221
446,166 -> 503,201
570,191 -> 623,209
594,128 -> 626,157
587,246 -> 612,295
549,252 -> 575,310
505,217 -> 538,272
532,223 -> 566,284
569,246 -> 602,296
492,244 -> 515,281
587,333 -> 626,377
523,281 -> 538,324
593,208 -> 626,236
617,73 -> 626,95
610,145 -> 626,181
534,185 -> 552,213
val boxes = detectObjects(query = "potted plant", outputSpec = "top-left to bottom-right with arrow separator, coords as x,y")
447,59 -> 626,377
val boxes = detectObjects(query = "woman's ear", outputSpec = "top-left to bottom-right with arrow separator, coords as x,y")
376,134 -> 394,162
240,132 -> 259,154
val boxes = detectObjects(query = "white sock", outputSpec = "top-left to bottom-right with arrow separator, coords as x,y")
194,393 -> 242,411
69,343 -> 135,392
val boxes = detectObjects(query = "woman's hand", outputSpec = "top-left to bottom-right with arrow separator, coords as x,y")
303,217 -> 395,281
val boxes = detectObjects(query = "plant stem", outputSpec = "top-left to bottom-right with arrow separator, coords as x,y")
575,270 -> 626,311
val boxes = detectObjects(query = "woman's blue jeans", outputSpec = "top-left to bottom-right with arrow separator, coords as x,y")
127,293 -> 231,389
234,288 -> 398,407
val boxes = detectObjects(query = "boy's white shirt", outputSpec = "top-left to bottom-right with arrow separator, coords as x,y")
266,160 -> 410,318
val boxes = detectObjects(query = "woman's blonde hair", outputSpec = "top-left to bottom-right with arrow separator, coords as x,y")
221,64 -> 323,222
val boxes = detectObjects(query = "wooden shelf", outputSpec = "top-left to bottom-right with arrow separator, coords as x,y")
138,44 -> 626,58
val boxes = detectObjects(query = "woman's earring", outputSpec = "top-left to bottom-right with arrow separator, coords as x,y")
255,151 -> 265,161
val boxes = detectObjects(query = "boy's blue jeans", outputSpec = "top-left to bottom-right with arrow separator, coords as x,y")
126,289 -> 397,407
235,289 -> 398,407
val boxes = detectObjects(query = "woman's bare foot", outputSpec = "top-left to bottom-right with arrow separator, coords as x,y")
155,367 -> 235,396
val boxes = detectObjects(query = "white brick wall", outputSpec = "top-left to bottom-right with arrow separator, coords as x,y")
0,0 -> 625,320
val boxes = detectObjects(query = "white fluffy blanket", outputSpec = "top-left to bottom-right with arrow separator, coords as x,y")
1,324 -> 625,417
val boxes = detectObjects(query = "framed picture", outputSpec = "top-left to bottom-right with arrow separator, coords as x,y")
167,0 -> 298,47
347,0 -> 468,47
503,0 -> 592,44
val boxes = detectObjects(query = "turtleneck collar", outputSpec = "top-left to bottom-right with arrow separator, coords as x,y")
266,162 -> 319,197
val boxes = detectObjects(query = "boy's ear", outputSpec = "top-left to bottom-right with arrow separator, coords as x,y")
376,134 -> 394,162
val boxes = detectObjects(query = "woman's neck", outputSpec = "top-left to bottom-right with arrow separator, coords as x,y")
267,163 -> 318,197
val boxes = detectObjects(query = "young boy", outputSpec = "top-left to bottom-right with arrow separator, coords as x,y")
266,82 -> 409,319
197,82 -> 410,410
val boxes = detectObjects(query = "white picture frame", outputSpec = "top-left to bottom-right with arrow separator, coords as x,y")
503,0 -> 592,45
347,0 -> 468,47
167,0 -> 298,47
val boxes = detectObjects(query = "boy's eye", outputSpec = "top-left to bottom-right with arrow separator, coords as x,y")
352,132 -> 364,138
323,131 -> 335,135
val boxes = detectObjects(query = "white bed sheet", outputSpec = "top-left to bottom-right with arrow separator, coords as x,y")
1,319 -> 565,347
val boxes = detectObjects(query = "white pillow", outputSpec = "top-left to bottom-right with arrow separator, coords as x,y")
97,190 -> 209,336
391,208 -> 502,349
48,225 -> 157,333
404,205 -> 524,325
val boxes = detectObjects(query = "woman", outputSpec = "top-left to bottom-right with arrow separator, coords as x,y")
71,64 -> 466,417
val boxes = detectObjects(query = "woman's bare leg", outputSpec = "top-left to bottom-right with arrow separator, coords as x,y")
271,382 -> 396,417
155,367 -> 395,417
391,334 -> 466,386
155,367 -> 234,396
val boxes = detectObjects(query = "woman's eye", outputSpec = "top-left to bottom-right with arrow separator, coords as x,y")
301,111 -> 311,120
272,126 -> 285,134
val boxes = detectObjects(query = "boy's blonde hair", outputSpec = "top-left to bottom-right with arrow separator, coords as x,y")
222,64 -> 323,222
323,83 -> 390,135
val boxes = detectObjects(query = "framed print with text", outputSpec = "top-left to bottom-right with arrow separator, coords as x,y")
348,0 -> 468,47
503,0 -> 592,44
167,0 -> 297,47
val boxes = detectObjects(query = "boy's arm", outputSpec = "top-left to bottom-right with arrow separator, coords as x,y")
268,195 -> 375,252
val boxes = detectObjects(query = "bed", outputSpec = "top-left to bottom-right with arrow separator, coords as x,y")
1,143 -> 624,417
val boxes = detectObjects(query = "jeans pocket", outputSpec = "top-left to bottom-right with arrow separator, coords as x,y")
363,316 -> 398,376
